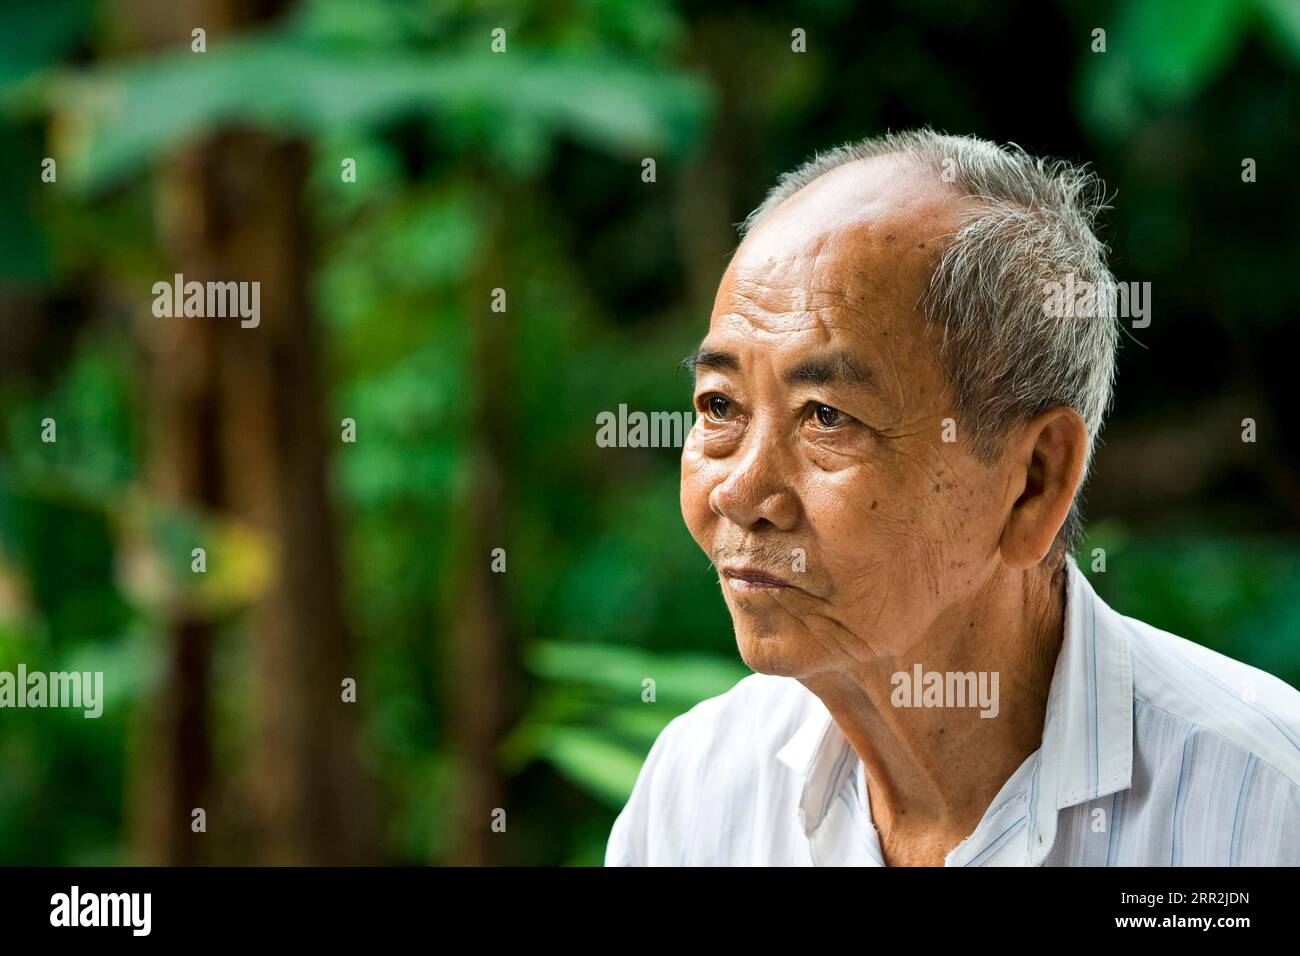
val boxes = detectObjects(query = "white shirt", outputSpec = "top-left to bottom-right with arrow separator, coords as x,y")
605,556 -> 1300,865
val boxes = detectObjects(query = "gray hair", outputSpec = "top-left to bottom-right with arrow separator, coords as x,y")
739,129 -> 1119,556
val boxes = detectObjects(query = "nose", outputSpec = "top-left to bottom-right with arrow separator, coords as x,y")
708,425 -> 800,532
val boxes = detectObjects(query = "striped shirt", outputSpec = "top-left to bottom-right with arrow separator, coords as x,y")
605,556 -> 1300,865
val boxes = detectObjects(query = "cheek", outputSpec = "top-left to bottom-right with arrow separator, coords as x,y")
800,469 -> 880,542
679,441 -> 718,546
934,463 -> 1008,569
802,453 -> 970,586
802,468 -> 909,586
861,451 -> 1003,595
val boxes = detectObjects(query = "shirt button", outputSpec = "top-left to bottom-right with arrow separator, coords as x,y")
1036,829 -> 1044,845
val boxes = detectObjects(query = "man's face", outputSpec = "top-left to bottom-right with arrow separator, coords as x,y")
681,156 -> 1013,679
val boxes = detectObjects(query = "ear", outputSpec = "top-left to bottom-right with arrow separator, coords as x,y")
998,407 -> 1088,569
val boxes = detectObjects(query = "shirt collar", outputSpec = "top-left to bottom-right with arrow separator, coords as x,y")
774,554 -> 1134,852
775,691 -> 852,836
1041,552 -> 1134,808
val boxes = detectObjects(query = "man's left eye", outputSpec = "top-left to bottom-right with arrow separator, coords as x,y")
812,403 -> 848,428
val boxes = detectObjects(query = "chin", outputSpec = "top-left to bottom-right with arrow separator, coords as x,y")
734,627 -> 816,678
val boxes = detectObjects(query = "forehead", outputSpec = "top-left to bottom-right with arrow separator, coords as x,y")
708,155 -> 964,350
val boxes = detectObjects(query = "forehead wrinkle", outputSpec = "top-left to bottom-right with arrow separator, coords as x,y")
714,297 -> 825,337
721,230 -> 843,310
712,280 -> 897,387
720,262 -> 925,357
729,232 -> 913,329
720,269 -> 873,339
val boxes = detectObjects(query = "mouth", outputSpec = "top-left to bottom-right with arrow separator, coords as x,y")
720,565 -> 801,594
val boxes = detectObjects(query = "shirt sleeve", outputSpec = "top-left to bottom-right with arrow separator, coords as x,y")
604,717 -> 680,866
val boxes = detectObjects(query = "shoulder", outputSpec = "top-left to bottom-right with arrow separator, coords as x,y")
655,671 -> 814,755
630,672 -> 815,798
1122,611 -> 1300,788
604,672 -> 812,865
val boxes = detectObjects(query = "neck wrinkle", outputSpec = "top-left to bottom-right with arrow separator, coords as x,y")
802,562 -> 1067,839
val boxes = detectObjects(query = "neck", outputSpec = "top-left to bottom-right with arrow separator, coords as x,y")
802,560 -> 1068,863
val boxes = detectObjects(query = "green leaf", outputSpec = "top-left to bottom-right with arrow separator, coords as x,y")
1256,0 -> 1300,61
1124,0 -> 1249,103
47,35 -> 713,192
534,725 -> 648,808
0,0 -> 93,93
1078,0 -> 1251,136
0,120 -> 52,281
528,639 -> 747,704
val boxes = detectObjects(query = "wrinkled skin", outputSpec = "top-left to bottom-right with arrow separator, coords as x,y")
680,154 -> 1085,866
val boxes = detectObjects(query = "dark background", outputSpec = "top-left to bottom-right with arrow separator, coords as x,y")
0,0 -> 1297,865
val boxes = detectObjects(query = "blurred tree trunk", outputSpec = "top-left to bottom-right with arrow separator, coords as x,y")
130,331 -> 220,862
129,0 -> 378,865
676,17 -> 742,319
442,188 -> 520,865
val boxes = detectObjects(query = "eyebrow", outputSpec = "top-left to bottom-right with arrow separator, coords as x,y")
681,346 -> 877,393
680,348 -> 740,376
782,350 -> 875,390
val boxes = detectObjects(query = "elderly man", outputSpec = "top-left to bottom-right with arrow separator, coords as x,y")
605,130 -> 1300,866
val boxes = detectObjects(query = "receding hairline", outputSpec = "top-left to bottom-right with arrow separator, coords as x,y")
738,150 -> 977,252
742,130 -> 1114,243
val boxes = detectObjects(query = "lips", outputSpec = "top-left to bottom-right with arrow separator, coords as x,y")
720,566 -> 798,591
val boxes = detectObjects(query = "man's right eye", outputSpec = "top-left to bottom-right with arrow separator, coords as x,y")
702,394 -> 733,421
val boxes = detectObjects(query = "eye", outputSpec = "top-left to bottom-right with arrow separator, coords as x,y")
811,403 -> 848,428
701,394 -> 734,421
